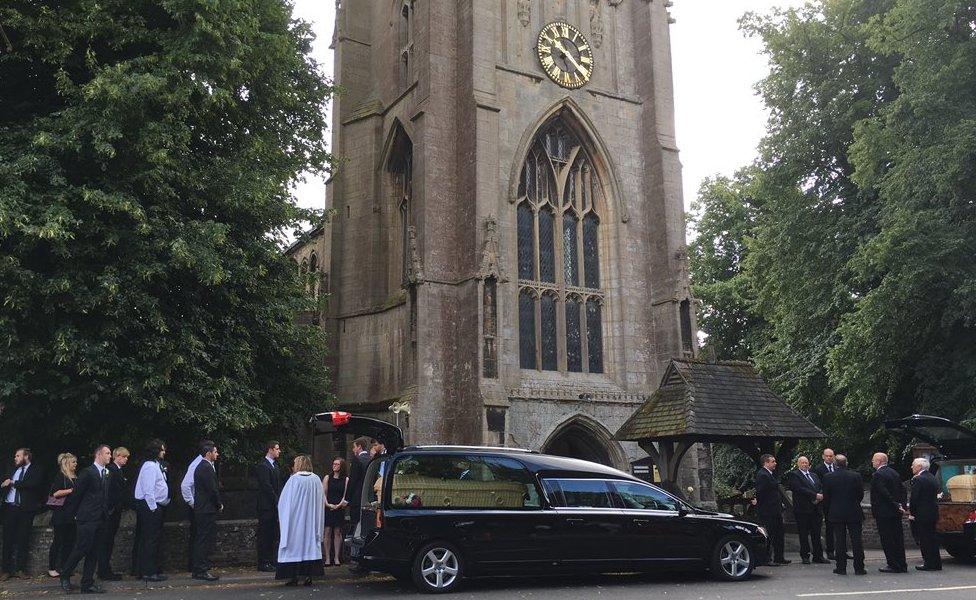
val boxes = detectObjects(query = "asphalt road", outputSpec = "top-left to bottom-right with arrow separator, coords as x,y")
4,551 -> 975,600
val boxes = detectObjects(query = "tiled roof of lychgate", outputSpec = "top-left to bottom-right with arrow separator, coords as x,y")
615,359 -> 824,441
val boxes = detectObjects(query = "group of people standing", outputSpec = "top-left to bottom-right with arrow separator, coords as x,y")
753,448 -> 944,576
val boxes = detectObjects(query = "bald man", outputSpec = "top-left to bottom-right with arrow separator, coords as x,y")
870,452 -> 907,573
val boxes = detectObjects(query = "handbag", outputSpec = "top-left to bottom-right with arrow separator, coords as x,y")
46,495 -> 65,508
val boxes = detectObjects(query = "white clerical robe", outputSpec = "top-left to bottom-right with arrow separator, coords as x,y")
277,471 -> 325,563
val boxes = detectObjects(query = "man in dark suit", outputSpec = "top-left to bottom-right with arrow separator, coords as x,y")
870,452 -> 908,573
812,447 -> 838,559
1,448 -> 43,579
822,454 -> 866,575
909,457 -> 942,571
347,437 -> 372,528
788,456 -> 828,564
60,444 -> 113,594
751,454 -> 789,565
254,440 -> 283,572
97,447 -> 130,581
191,441 -> 221,581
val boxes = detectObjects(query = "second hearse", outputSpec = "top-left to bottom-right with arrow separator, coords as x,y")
311,412 -> 769,593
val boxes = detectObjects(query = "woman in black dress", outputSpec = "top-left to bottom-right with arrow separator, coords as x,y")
47,453 -> 77,577
322,457 -> 349,566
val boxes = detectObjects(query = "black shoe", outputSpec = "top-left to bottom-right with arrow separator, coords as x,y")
99,573 -> 123,581
776,559 -> 792,565
284,578 -> 298,586
879,566 -> 903,573
258,564 -> 276,572
766,561 -> 782,567
855,569 -> 867,575
80,585 -> 107,594
60,576 -> 77,592
812,557 -> 830,564
916,565 -> 942,571
303,577 -> 313,587
801,558 -> 811,565
833,569 -> 846,575
143,574 -> 167,582
192,572 -> 219,582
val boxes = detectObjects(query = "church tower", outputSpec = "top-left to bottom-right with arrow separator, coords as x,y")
319,0 -> 698,486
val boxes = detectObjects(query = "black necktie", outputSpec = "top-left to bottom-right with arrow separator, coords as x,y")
805,471 -> 815,486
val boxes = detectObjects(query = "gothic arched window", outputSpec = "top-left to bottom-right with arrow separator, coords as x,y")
516,118 -> 605,373
388,129 -> 413,287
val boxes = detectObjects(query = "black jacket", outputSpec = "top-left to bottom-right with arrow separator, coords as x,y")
754,468 -> 783,518
2,462 -> 44,512
822,469 -> 865,524
788,469 -> 822,515
106,461 -> 129,514
347,451 -> 370,506
253,458 -> 283,514
48,473 -> 76,526
812,461 -> 837,480
193,459 -> 221,515
870,465 -> 906,519
66,464 -> 109,523
909,470 -> 940,524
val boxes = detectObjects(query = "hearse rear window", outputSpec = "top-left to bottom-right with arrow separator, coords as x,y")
390,454 -> 540,510
543,479 -> 613,508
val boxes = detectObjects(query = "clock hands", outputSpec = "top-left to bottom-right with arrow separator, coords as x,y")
551,37 -> 589,78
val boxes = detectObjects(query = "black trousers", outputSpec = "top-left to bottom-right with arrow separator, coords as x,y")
97,510 -> 122,576
876,515 -> 907,570
185,507 -> 195,573
822,505 -> 834,555
61,520 -> 104,589
136,502 -> 165,577
758,513 -> 785,562
1,505 -> 35,573
49,522 -> 76,571
833,521 -> 865,573
129,512 -> 142,576
915,519 -> 942,569
256,510 -> 278,566
795,511 -> 824,560
191,511 -> 216,575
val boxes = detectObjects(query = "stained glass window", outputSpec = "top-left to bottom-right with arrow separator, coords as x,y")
519,290 -> 536,369
566,296 -> 582,372
583,214 -> 600,289
541,293 -> 557,371
515,116 -> 605,374
517,202 -> 534,280
539,208 -> 555,283
586,298 -> 603,374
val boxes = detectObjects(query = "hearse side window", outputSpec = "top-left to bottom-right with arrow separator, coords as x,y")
611,480 -> 681,511
543,479 -> 613,508
390,454 -> 540,510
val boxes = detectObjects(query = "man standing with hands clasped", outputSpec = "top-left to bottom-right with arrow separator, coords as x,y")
908,457 -> 942,571
822,454 -> 866,576
254,441 -> 283,572
752,454 -> 790,566
871,452 -> 908,573
191,441 -> 222,582
60,444 -> 112,594
788,456 -> 828,564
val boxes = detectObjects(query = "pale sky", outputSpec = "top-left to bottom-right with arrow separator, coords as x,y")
289,0 -> 807,215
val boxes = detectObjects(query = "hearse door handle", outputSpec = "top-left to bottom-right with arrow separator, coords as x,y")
565,518 -> 585,526
632,518 -> 651,527
454,520 -> 475,528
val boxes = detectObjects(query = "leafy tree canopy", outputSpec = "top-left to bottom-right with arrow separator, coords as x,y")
0,0 -> 333,466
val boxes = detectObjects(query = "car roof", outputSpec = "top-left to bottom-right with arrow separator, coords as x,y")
396,445 -> 639,480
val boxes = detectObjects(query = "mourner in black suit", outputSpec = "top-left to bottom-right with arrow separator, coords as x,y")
1,448 -> 43,578
97,447 -> 131,580
60,445 -> 112,594
254,441 -> 283,571
909,458 -> 942,571
822,454 -> 866,575
788,456 -> 827,564
870,453 -> 908,573
751,454 -> 789,565
811,448 -> 838,558
192,441 -> 221,581
347,437 -> 372,528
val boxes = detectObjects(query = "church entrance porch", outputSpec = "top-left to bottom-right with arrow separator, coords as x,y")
539,414 -> 629,471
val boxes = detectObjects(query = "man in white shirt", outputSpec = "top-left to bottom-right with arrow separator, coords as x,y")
1,448 -> 42,579
180,451 -> 204,573
133,439 -> 169,582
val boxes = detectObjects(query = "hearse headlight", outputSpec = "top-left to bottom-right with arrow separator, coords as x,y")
756,526 -> 768,538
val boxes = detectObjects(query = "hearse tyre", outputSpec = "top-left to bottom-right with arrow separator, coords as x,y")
710,535 -> 755,581
411,541 -> 464,593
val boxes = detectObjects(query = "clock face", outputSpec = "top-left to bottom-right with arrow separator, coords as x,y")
537,22 -> 593,89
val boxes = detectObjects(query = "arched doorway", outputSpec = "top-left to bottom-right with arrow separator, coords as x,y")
540,415 -> 627,470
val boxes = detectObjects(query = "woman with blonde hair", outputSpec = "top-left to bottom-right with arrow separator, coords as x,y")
47,453 -> 77,578
276,455 -> 324,586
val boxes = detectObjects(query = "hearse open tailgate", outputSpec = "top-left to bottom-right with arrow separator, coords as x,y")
884,414 -> 976,459
309,411 -> 405,453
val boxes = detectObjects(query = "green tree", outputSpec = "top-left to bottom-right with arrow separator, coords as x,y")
0,0 -> 333,464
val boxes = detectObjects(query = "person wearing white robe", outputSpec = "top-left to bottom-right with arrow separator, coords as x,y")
276,455 -> 324,585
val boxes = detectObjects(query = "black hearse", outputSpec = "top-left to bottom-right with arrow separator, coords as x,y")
311,412 -> 769,593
